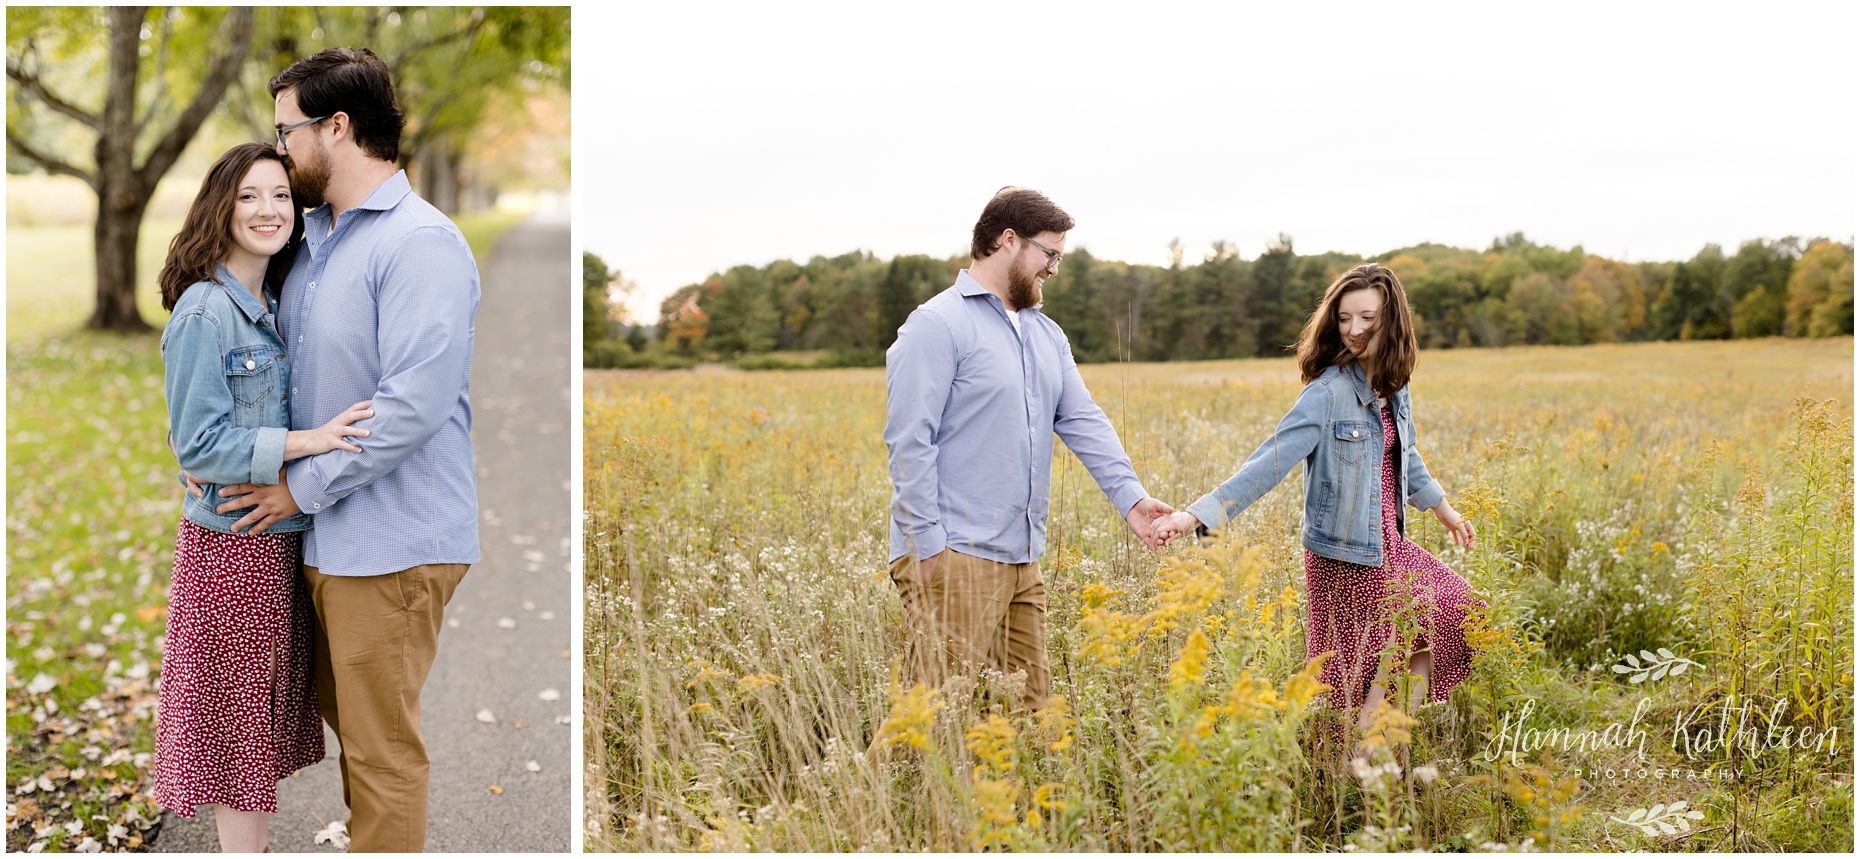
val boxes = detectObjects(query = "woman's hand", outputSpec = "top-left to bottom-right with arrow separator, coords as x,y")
284,401 -> 373,460
1433,500 -> 1475,550
1153,511 -> 1203,546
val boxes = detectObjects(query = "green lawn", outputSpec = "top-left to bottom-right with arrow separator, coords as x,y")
4,210 -> 524,852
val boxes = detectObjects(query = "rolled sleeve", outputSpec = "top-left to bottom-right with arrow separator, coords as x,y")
1187,381 -> 1326,531
288,225 -> 477,515
164,309 -> 274,487
250,426 -> 287,485
885,309 -> 955,561
1051,335 -> 1146,518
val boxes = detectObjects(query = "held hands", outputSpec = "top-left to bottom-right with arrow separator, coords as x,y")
1124,497 -> 1176,552
1434,500 -> 1475,550
286,400 -> 373,460
1152,511 -> 1203,546
216,467 -> 303,535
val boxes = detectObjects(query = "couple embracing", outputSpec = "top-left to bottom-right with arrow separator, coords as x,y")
151,48 -> 478,852
885,188 -> 1484,745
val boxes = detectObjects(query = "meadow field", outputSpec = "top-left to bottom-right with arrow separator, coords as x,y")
586,339 -> 1854,852
3,212 -> 525,852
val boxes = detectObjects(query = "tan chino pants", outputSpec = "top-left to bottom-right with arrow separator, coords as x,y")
889,549 -> 1049,711
304,562 -> 469,853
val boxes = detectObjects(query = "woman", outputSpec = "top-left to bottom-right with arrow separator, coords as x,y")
1155,263 -> 1485,748
151,142 -> 373,852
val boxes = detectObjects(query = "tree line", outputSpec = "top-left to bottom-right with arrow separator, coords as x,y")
585,234 -> 1854,368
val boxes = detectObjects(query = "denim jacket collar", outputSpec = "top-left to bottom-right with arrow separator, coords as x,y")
1341,360 -> 1378,408
213,263 -> 273,325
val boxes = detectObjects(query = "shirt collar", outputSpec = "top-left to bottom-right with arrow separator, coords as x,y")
214,263 -> 272,323
303,169 -> 414,225
955,269 -> 1042,313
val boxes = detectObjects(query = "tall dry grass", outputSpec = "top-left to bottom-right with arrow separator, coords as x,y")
585,339 -> 1852,851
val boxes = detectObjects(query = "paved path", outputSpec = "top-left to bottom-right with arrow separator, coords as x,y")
155,210 -> 573,852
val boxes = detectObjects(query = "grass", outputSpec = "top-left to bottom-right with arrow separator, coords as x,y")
585,338 -> 1853,852
4,209 -> 526,852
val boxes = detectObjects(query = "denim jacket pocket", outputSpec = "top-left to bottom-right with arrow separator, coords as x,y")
224,347 -> 277,416
1331,420 -> 1373,465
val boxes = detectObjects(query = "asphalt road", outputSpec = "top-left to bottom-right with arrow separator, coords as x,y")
155,209 -> 573,852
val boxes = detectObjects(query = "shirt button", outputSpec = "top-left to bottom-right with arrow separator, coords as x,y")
292,387 -> 298,394
309,281 -> 317,290
245,358 -> 256,370
313,502 -> 321,509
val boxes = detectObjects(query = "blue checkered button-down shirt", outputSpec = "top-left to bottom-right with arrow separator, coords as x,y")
280,170 -> 480,577
885,270 -> 1148,565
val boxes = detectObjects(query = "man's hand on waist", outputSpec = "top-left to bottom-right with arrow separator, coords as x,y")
217,467 -> 303,534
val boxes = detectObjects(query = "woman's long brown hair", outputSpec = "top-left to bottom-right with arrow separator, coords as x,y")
158,142 -> 304,311
1294,263 -> 1418,400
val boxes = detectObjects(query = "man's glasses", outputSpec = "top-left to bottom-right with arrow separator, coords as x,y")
276,115 -> 329,152
1022,235 -> 1064,271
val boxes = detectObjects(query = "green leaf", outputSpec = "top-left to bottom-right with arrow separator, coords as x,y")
1656,647 -> 1675,660
1623,654 -> 1641,668
1651,664 -> 1670,682
1670,661 -> 1688,676
1626,808 -> 1647,822
1639,649 -> 1658,663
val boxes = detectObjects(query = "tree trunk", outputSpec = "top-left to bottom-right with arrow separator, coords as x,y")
417,137 -> 460,215
90,176 -> 155,332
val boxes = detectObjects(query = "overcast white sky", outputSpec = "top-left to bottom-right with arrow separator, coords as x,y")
579,1 -> 1856,320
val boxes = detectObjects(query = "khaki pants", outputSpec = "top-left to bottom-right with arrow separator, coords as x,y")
889,550 -> 1049,710
304,563 -> 469,853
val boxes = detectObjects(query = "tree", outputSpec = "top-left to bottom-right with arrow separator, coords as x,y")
1786,240 -> 1855,338
235,7 -> 570,213
7,7 -> 255,332
874,254 -> 945,351
584,251 -> 617,346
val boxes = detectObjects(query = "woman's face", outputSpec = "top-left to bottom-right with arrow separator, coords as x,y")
1337,286 -> 1384,360
227,159 -> 293,261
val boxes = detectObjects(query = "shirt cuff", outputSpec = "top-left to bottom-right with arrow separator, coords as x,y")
1109,484 -> 1148,520
287,457 -> 335,515
1407,479 -> 1446,512
250,427 -> 286,486
902,525 -> 948,561
1185,494 -> 1227,532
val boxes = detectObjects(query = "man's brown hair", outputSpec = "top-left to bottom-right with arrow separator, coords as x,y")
1294,263 -> 1419,399
267,47 -> 405,163
158,142 -> 304,311
970,186 -> 1075,259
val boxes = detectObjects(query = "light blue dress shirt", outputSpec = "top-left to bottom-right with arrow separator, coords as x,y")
279,170 -> 481,577
885,270 -> 1148,565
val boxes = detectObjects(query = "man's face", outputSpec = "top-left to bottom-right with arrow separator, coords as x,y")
1007,230 -> 1066,311
273,88 -> 331,210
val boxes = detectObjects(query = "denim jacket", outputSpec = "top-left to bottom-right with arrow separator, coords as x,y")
1184,361 -> 1445,566
160,266 -> 312,534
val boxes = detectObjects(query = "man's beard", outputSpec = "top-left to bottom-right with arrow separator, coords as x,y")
1007,262 -> 1042,311
285,147 -> 331,210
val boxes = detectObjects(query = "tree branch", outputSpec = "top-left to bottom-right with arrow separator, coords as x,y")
388,18 -> 483,71
5,129 -> 97,189
138,6 -> 254,181
4,59 -> 103,130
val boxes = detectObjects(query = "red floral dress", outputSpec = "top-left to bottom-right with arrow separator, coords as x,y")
151,519 -> 324,816
1303,404 -> 1483,711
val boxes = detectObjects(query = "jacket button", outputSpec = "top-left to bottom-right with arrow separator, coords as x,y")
245,358 -> 256,370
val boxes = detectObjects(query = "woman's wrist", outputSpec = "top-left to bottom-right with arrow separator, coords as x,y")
283,429 -> 318,461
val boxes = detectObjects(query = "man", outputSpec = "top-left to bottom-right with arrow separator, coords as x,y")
214,47 -> 479,853
884,186 -> 1173,711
